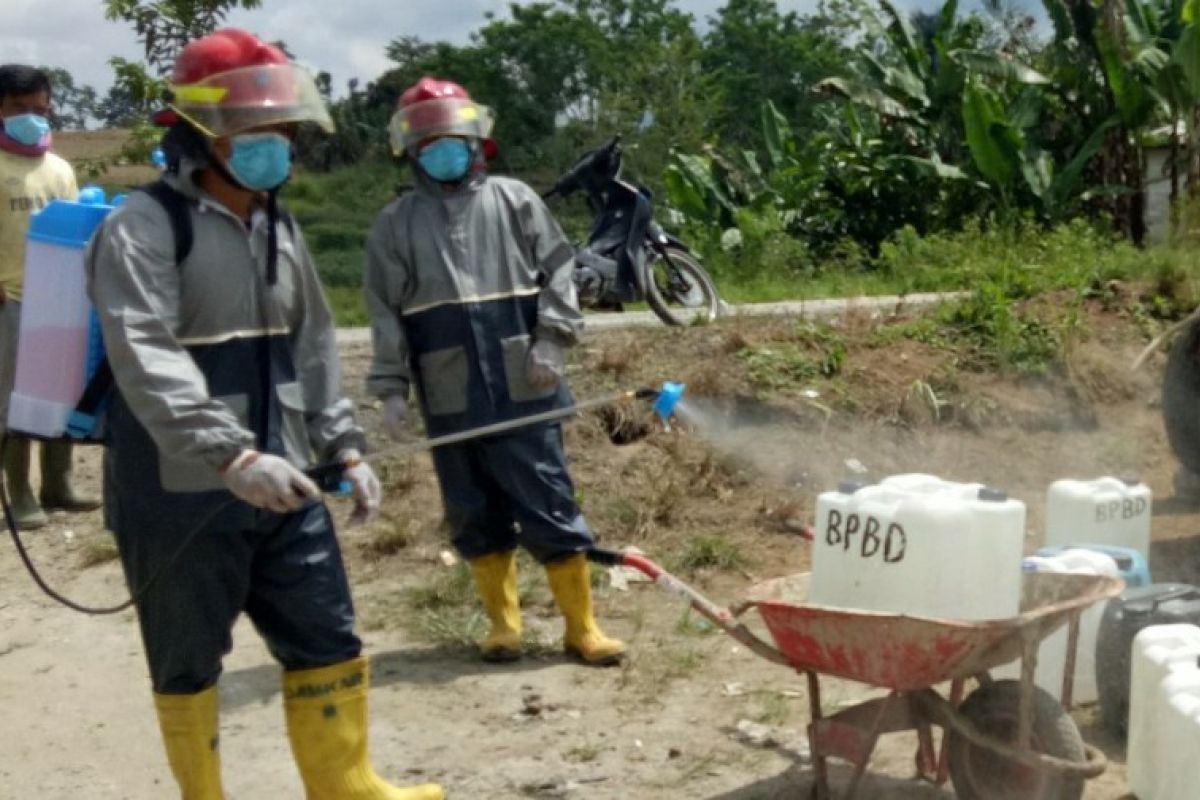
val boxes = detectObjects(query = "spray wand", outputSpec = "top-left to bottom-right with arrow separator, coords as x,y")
7,382 -> 687,614
305,381 -> 688,493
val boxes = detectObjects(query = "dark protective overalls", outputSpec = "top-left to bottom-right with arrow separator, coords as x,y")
364,171 -> 591,563
86,162 -> 367,694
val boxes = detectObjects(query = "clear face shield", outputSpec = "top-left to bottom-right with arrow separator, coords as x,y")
168,62 -> 334,138
387,96 -> 494,157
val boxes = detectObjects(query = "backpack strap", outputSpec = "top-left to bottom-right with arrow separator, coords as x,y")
68,180 -> 195,440
140,179 -> 194,267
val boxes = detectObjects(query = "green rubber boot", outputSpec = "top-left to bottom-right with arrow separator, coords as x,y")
39,440 -> 100,512
4,438 -> 47,530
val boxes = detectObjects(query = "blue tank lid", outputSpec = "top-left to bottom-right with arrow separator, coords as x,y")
78,185 -> 106,205
27,198 -> 113,248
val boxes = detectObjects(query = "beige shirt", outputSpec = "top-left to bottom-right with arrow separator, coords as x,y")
0,150 -> 78,301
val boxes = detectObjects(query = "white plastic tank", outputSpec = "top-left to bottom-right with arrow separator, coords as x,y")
994,549 -> 1119,704
1045,477 -> 1152,559
1154,661 -> 1200,800
7,192 -> 112,438
1127,624 -> 1200,799
811,473 -> 1025,620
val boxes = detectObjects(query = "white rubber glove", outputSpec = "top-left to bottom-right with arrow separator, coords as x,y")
340,449 -> 381,526
526,338 -> 565,389
221,450 -> 320,513
383,394 -> 408,441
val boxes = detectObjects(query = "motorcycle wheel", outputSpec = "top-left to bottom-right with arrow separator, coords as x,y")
645,245 -> 721,326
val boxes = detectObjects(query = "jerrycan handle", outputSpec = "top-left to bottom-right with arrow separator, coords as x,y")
1128,586 -> 1200,614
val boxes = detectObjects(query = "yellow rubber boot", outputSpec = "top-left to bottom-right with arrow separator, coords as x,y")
469,550 -> 523,662
152,687 -> 225,800
545,553 -> 626,666
283,657 -> 444,800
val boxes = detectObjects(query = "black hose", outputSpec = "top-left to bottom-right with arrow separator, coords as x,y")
1,433 -> 236,615
585,547 -> 624,567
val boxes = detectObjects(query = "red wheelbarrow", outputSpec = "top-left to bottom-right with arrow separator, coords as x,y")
587,548 -> 1124,800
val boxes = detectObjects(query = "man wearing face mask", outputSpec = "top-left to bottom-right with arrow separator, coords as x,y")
85,30 -> 442,800
0,64 -> 99,530
365,77 -> 626,667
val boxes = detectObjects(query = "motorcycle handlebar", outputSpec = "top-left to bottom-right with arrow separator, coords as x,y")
544,134 -> 624,201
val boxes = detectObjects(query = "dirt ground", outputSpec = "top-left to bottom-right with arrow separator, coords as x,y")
3,295 -> 1198,799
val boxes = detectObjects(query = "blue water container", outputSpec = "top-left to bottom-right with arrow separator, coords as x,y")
8,190 -> 114,439
1036,543 -> 1151,588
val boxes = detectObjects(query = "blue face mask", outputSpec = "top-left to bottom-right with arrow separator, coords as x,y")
226,132 -> 292,191
4,113 -> 50,146
417,138 -> 473,182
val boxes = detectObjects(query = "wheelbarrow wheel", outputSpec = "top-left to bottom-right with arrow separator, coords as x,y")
947,680 -> 1085,800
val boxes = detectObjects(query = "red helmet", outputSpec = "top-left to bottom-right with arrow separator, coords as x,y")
173,27 -> 289,84
157,28 -> 333,136
389,76 -> 496,158
400,77 -> 471,107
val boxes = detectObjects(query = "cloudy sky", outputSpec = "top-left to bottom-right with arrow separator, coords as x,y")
1,0 -> 748,97
5,0 -> 1023,101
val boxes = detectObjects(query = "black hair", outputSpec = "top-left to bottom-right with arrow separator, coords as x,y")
0,65 -> 52,102
160,121 -> 211,175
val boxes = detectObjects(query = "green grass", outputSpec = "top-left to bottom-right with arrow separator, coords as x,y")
283,162 -> 1200,327
669,534 -> 746,574
325,286 -> 370,326
692,217 -> 1199,306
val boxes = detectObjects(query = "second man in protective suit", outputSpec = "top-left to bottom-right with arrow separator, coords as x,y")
365,77 -> 626,666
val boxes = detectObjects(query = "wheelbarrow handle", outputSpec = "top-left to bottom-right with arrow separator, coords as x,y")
587,548 -> 791,666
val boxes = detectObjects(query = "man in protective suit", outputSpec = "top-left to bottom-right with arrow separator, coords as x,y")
365,77 -> 625,667
86,29 -> 442,800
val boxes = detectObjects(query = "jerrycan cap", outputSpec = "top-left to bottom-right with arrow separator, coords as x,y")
78,185 -> 106,205
1119,475 -> 1141,487
653,381 -> 686,421
978,486 -> 1008,502
838,480 -> 868,495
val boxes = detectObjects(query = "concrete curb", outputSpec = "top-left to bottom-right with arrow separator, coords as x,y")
335,291 -> 970,345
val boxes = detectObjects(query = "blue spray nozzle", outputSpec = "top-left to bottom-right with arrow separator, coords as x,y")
652,381 -> 686,421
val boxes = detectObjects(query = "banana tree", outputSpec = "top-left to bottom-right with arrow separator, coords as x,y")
960,75 -> 1118,219
1035,0 -> 1190,240
815,0 -> 1050,192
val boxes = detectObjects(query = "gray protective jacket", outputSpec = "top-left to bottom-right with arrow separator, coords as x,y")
86,161 -> 365,495
365,170 -> 583,437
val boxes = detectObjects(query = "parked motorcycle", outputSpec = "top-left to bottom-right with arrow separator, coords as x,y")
542,135 -> 721,326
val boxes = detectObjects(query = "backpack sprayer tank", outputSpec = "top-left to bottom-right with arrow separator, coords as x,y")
8,187 -> 117,441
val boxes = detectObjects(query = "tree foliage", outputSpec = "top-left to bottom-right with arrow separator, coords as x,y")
40,67 -> 98,130
103,0 -> 264,72
83,0 -> 1200,262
